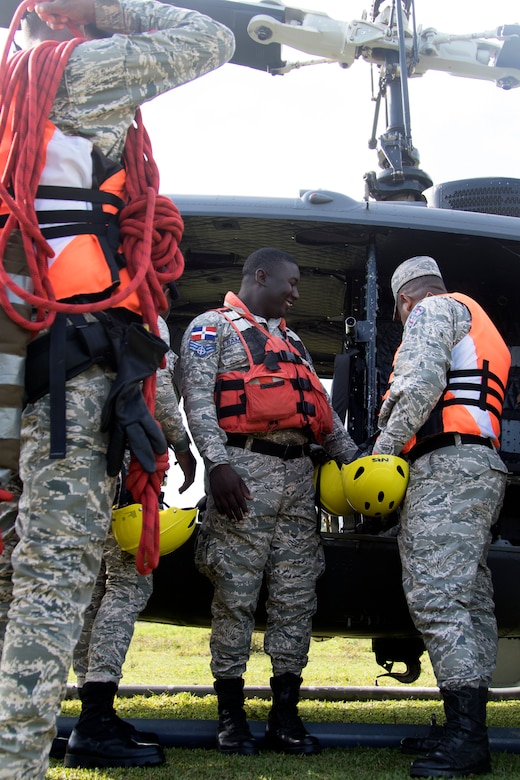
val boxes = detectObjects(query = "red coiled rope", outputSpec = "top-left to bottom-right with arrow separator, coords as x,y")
0,2 -> 184,573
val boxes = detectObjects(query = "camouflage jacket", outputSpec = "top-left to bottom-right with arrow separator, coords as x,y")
180,293 -> 358,472
375,294 -> 472,455
156,317 -> 190,454
49,0 -> 235,161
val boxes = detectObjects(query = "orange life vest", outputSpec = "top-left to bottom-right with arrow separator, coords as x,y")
0,117 -> 140,313
214,306 -> 334,444
385,293 -> 510,452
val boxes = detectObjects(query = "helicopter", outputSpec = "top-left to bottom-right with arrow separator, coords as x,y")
127,0 -> 520,688
4,0 -> 514,688
136,0 -> 520,687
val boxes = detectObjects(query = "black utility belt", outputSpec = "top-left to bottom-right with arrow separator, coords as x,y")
407,433 -> 494,463
225,433 -> 310,460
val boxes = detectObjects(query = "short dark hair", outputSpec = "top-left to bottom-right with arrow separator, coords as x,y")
242,247 -> 299,278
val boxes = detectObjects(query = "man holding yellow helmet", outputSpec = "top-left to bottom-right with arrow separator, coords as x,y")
374,256 -> 510,779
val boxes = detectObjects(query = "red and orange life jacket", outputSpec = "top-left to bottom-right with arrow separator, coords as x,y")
0,117 -> 140,313
214,305 -> 333,444
385,292 -> 510,452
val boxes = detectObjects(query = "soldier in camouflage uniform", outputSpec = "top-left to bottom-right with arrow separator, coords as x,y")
66,315 -> 196,768
0,319 -> 196,768
374,256 -> 511,778
0,2 -> 234,778
181,247 -> 358,756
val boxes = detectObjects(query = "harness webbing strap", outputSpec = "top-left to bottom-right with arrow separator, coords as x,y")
49,313 -> 67,459
36,184 -> 125,209
39,218 -> 119,240
442,396 -> 503,422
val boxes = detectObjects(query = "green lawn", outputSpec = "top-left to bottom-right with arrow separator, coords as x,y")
116,623 -> 436,689
44,623 -> 520,779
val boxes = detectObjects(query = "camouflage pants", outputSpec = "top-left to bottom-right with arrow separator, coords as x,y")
73,529 -> 153,687
195,447 -> 324,679
0,476 -> 22,658
398,443 -> 508,690
0,364 -> 117,780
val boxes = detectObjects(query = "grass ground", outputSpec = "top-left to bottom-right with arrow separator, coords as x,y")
45,623 -> 520,779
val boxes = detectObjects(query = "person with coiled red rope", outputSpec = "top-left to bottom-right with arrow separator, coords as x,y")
0,2 -> 234,778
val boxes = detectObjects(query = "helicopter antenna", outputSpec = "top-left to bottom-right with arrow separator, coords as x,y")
396,0 -> 412,146
364,0 -> 433,201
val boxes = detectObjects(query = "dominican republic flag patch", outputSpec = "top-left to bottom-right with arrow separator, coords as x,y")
189,325 -> 217,356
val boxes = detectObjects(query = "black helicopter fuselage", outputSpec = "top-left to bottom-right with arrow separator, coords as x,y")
138,0 -> 520,684
141,183 -> 520,683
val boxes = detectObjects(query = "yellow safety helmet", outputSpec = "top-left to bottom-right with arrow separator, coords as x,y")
111,504 -> 198,557
342,455 -> 409,517
313,460 -> 354,516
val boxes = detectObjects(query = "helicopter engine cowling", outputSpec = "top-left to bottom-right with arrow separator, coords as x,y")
426,177 -> 520,217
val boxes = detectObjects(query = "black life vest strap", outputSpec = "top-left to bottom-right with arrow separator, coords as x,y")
217,378 -> 244,391
39,214 -> 119,240
276,349 -> 305,365
444,359 -> 505,420
36,184 -> 125,210
297,400 -> 316,417
215,377 -> 246,420
291,377 -> 312,392
217,403 -> 247,419
49,313 -> 68,459
41,217 -> 117,238
447,362 -> 506,393
442,396 -> 503,422
444,381 -> 505,405
0,186 -> 125,229
36,208 -> 118,225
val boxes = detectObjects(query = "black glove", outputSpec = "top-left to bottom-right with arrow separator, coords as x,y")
308,443 -> 330,467
101,323 -> 168,476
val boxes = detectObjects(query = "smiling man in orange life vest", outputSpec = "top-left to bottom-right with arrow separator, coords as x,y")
181,247 -> 359,757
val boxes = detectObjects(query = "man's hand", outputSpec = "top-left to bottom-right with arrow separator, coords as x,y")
209,464 -> 252,523
176,448 -> 197,494
32,1 -> 96,29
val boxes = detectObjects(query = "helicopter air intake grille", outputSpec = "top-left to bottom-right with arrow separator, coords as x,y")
429,178 -> 520,218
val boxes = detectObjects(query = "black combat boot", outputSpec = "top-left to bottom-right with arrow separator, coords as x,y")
401,713 -> 445,755
264,672 -> 321,755
401,686 -> 491,757
64,681 -> 165,768
214,677 -> 259,755
410,687 -> 491,778
77,682 -> 161,745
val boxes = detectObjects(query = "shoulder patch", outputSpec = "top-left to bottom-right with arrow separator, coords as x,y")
223,333 -> 241,349
189,341 -> 216,357
190,325 -> 217,342
407,304 -> 425,328
189,325 -> 218,357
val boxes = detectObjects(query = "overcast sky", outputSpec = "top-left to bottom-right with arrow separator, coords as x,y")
142,0 -> 520,203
